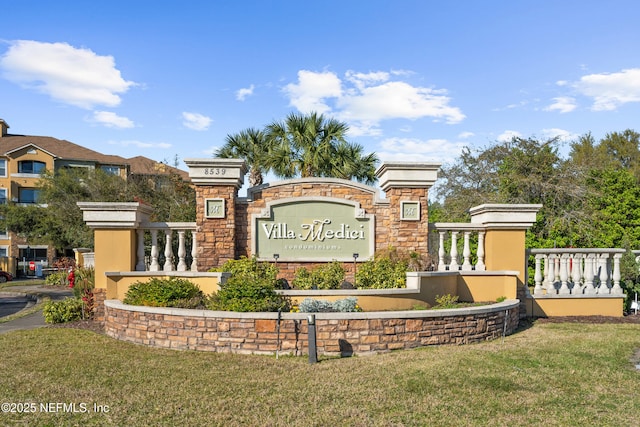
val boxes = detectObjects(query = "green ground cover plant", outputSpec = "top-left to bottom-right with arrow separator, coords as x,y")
0,322 -> 638,425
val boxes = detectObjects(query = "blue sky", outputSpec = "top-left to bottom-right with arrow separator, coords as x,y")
2,0 -> 640,175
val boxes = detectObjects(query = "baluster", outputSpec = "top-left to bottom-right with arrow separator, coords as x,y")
462,231 -> 472,271
190,231 -> 198,271
559,254 -> 570,294
476,231 -> 486,271
177,230 -> 187,271
533,254 -> 544,295
612,253 -> 623,294
583,254 -> 595,294
449,232 -> 459,271
571,254 -> 583,295
149,229 -> 160,271
438,231 -> 446,271
136,229 -> 146,271
163,229 -> 174,271
597,254 -> 609,294
545,254 -> 556,294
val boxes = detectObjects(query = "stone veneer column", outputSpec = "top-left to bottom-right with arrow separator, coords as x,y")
184,158 -> 247,270
375,162 -> 440,255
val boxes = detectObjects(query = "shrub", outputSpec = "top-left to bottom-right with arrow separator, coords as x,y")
209,256 -> 289,312
433,294 -> 460,309
45,271 -> 68,286
209,277 -> 289,312
43,298 -> 84,324
123,277 -> 204,307
210,256 -> 278,283
298,297 -> 361,313
292,261 -> 345,290
355,248 -> 410,289
71,267 -> 95,319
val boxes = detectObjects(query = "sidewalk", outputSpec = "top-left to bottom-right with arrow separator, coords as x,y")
0,283 -> 73,334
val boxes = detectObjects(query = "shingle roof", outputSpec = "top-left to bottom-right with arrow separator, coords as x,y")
0,133 -> 128,165
0,133 -> 190,180
126,155 -> 190,180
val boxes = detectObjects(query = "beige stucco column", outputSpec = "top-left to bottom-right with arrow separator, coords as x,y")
375,162 -> 440,254
184,159 -> 247,270
77,202 -> 153,293
469,204 -> 541,282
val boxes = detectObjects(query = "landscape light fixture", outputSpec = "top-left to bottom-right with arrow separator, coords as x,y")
353,253 -> 359,286
273,253 -> 279,268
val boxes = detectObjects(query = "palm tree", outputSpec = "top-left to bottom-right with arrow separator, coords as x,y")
214,128 -> 271,187
266,112 -> 378,182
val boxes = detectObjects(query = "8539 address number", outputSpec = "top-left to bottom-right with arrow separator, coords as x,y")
203,168 -> 226,176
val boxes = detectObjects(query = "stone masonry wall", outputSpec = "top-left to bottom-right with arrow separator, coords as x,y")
104,301 -> 520,356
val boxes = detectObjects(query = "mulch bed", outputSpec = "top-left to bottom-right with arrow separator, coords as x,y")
534,313 -> 640,324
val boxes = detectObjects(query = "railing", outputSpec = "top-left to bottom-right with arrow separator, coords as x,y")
430,223 -> 486,272
135,222 -> 198,272
528,248 -> 625,296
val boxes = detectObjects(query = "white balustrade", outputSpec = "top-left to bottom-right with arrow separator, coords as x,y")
135,222 -> 198,272
431,223 -> 486,272
529,249 -> 625,296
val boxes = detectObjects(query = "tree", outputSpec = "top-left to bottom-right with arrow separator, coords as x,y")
0,166 -> 195,252
264,112 -> 379,184
214,128 -> 272,187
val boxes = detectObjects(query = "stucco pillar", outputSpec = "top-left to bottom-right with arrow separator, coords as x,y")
77,202 -> 153,294
470,204 -> 542,317
184,158 -> 247,270
375,162 -> 440,255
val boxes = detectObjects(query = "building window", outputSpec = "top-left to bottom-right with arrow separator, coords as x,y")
18,188 -> 40,204
101,165 -> 120,175
0,188 -> 6,204
0,159 -> 6,177
18,160 -> 46,174
0,246 -> 7,257
19,247 -> 47,261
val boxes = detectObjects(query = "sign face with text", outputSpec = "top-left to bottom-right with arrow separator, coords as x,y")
254,200 -> 373,261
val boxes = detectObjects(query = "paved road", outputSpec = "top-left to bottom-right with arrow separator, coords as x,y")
0,283 -> 73,334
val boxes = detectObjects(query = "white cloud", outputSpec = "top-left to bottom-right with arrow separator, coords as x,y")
540,128 -> 578,142
377,137 -> 466,162
283,70 -> 342,114
109,140 -> 172,149
282,69 -> 464,135
574,68 -> 640,111
544,96 -> 577,113
236,84 -> 255,101
458,131 -> 475,139
90,111 -> 134,128
497,130 -> 522,142
0,40 -> 135,109
182,112 -> 212,131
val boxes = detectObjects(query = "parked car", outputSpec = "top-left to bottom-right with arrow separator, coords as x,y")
0,271 -> 13,283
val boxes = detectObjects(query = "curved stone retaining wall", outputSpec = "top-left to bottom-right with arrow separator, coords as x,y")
104,299 -> 520,356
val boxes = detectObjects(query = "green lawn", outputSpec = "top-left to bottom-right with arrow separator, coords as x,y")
0,321 -> 639,426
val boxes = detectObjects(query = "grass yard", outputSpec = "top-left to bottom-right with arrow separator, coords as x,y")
0,321 -> 639,426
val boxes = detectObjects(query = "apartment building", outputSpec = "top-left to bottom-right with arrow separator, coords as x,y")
0,118 -> 188,276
